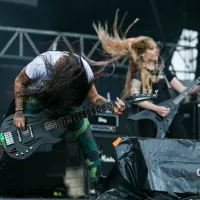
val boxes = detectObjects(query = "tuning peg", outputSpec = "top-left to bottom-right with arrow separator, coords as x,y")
155,90 -> 159,95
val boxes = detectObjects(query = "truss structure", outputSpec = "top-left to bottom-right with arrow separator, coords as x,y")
0,26 -> 129,68
0,26 -> 198,75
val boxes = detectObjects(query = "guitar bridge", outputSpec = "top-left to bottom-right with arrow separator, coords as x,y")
4,131 -> 14,146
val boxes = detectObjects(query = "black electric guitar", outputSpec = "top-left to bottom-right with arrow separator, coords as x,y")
128,77 -> 200,138
0,93 -> 157,160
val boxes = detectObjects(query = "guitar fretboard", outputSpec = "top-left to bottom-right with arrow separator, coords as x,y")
173,77 -> 200,105
44,101 -> 116,131
44,93 -> 156,131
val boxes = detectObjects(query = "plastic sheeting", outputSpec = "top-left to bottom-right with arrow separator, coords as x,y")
113,137 -> 200,195
96,189 -> 124,200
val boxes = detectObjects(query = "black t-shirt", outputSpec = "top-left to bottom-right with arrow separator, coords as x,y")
152,66 -> 175,104
131,66 -> 175,105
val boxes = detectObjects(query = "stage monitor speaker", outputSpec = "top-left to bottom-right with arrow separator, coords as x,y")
113,137 -> 200,196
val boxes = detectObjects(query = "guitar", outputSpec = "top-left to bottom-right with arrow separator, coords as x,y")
128,77 -> 200,138
0,93 -> 157,160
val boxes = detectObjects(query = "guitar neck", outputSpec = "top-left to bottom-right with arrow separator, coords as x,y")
45,100 -> 118,131
66,101 -> 115,124
172,78 -> 200,105
44,93 -> 156,131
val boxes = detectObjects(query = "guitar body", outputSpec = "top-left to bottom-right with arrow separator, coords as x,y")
128,77 -> 200,138
0,110 -> 65,160
0,93 -> 157,160
128,99 -> 179,138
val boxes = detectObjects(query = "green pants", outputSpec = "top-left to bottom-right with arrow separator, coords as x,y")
1,97 -> 102,182
67,111 -> 102,181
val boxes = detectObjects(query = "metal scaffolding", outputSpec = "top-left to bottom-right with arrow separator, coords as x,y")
0,26 -> 129,68
169,29 -> 198,80
0,26 -> 198,76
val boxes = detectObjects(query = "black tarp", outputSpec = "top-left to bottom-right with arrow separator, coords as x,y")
112,137 -> 200,198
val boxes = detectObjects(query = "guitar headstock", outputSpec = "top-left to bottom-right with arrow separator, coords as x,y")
125,91 -> 158,104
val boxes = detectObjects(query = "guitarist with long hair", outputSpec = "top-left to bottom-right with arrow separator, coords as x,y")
8,51 -> 125,196
84,11 -> 200,139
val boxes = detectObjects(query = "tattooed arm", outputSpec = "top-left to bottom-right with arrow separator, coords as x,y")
87,85 -> 108,106
14,67 -> 31,130
87,85 -> 125,114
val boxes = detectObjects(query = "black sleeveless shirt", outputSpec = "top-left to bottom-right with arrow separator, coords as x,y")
131,65 -> 175,104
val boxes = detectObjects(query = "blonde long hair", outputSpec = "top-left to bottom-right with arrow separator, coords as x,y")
84,10 -> 163,97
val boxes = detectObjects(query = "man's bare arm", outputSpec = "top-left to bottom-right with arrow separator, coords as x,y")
14,67 -> 31,129
87,85 -> 125,114
14,67 -> 31,111
87,85 -> 108,106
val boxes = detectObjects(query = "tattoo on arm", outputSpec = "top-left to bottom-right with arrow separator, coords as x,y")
14,111 -> 24,118
15,78 -> 24,111
95,98 -> 108,105
14,67 -> 30,112
15,97 -> 23,111
131,79 -> 141,93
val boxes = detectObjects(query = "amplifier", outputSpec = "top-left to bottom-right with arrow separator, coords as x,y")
89,113 -> 119,132
87,134 -> 119,195
90,125 -> 117,132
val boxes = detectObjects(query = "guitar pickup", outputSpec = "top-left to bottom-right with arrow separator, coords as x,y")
4,131 -> 14,146
23,137 -> 41,146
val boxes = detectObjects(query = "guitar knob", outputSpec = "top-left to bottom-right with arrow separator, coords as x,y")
16,154 -> 19,157
30,147 -> 33,150
21,152 -> 24,156
26,150 -> 29,153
